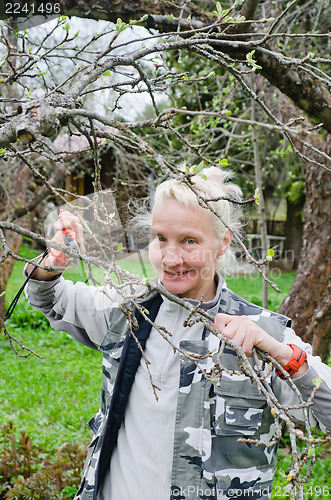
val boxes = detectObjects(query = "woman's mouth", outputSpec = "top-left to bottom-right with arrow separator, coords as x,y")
163,269 -> 191,277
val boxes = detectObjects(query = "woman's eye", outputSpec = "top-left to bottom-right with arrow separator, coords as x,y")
157,235 -> 166,242
185,239 -> 196,245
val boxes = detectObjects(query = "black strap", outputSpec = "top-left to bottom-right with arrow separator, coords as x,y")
5,248 -> 49,321
94,293 -> 163,496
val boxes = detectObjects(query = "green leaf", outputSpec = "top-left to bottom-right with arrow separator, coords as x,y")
313,376 -> 322,388
63,22 -> 70,32
219,158 -> 229,166
307,445 -> 315,458
116,18 -> 128,34
261,17 -> 275,23
266,248 -> 274,261
246,50 -> 262,71
216,2 -> 223,16
254,188 -> 260,205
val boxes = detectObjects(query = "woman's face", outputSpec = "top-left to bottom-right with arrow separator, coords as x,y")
149,199 -> 231,301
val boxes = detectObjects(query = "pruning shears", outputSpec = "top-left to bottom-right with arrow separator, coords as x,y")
49,210 -> 82,266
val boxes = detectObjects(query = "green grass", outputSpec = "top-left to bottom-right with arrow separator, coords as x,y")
226,270 -> 296,312
0,306 -> 102,451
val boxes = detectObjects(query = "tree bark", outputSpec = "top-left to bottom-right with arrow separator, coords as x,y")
254,50 -> 331,133
283,199 -> 303,270
251,88 -> 269,308
279,147 -> 331,362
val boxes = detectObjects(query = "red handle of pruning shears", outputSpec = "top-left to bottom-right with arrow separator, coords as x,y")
49,210 -> 78,266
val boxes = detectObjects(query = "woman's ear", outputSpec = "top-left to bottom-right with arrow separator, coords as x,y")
218,229 -> 232,256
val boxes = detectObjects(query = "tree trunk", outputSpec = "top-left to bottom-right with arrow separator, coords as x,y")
283,199 -> 303,270
278,157 -> 331,362
251,87 -> 269,308
0,162 -> 30,325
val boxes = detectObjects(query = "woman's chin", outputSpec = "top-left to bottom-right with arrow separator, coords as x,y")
160,273 -> 196,296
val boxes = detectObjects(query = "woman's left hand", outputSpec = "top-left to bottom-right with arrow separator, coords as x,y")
213,313 -> 307,378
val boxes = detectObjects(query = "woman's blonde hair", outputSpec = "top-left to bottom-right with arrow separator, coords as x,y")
130,166 -> 244,273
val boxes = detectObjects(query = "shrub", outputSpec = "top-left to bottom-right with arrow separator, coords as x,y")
0,422 -> 86,500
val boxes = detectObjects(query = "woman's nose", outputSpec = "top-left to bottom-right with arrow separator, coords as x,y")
162,246 -> 184,266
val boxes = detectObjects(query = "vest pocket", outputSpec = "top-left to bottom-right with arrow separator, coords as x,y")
214,401 -> 264,437
211,388 -> 277,470
213,377 -> 268,438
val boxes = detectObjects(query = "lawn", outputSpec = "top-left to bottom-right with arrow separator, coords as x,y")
1,244 -> 330,499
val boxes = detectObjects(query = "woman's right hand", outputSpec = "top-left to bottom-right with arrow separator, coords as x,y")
53,210 -> 86,254
44,210 -> 86,268
26,210 -> 86,280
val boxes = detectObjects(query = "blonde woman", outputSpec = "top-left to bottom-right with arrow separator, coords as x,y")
26,168 -> 331,500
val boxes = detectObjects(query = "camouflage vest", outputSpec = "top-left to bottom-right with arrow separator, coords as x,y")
75,283 -> 291,500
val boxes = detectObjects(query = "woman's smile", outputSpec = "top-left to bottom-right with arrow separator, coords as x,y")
163,269 -> 191,277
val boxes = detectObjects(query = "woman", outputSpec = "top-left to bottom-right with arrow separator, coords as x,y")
26,168 -> 331,500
